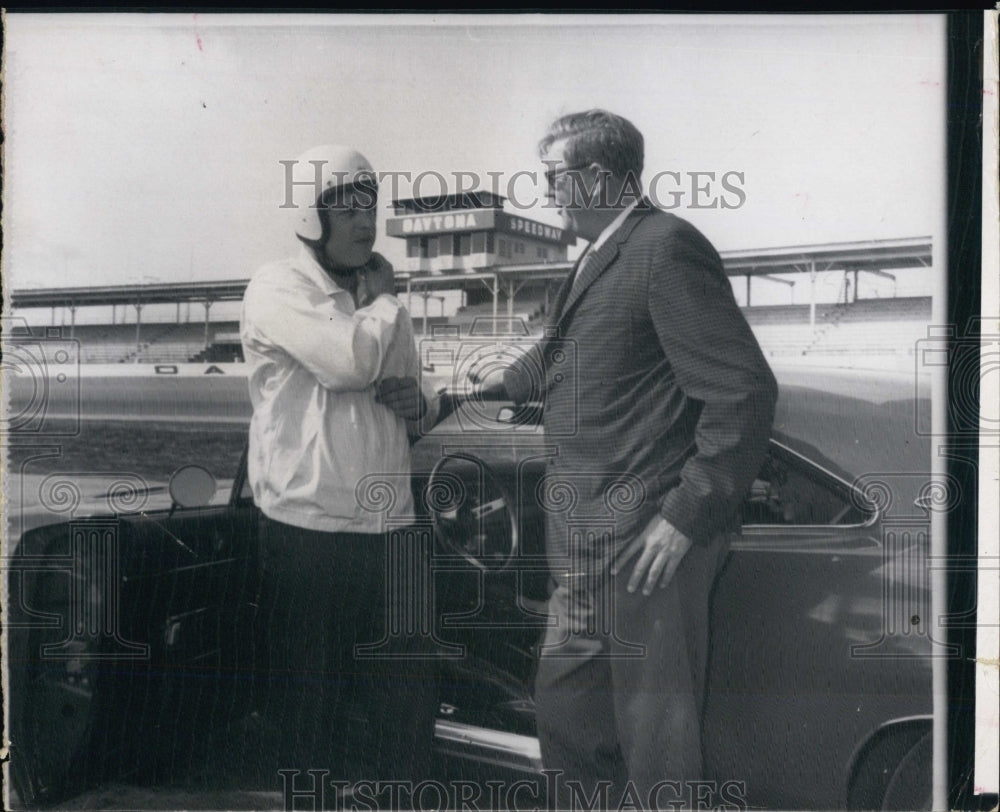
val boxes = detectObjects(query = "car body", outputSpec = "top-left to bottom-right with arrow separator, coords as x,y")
4,368 -> 936,810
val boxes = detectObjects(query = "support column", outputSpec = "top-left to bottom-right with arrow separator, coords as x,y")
507,278 -> 516,328
51,306 -> 57,326
203,301 -> 212,350
176,301 -> 181,324
69,305 -> 77,340
491,275 -> 498,336
808,260 -> 817,336
853,269 -> 859,303
134,304 -> 144,358
406,277 -> 412,313
422,291 -> 429,336
111,304 -> 116,326
746,274 -> 751,307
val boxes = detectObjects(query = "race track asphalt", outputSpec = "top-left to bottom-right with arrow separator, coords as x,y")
5,361 -> 933,478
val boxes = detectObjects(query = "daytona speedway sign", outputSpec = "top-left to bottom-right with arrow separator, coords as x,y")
385,209 -> 570,244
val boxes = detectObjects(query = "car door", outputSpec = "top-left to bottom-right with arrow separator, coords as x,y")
420,422 -> 933,808
6,459 -> 261,807
703,438 -> 933,810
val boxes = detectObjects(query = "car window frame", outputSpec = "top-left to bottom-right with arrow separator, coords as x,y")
739,439 -> 881,537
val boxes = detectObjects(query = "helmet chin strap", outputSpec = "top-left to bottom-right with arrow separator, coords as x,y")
311,245 -> 363,299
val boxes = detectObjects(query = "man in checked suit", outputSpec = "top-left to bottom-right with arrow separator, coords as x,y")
484,110 -> 778,809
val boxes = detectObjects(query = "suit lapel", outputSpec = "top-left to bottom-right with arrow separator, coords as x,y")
545,253 -> 585,330
557,199 -> 655,326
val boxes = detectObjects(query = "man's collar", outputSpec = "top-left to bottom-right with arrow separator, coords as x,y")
588,198 -> 642,254
297,243 -> 350,296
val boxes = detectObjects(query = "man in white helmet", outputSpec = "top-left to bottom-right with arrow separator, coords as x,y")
240,145 -> 440,786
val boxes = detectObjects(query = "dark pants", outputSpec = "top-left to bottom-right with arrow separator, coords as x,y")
256,517 -> 440,785
534,534 -> 730,811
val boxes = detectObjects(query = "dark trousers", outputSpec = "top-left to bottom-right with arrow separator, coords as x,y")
256,517 -> 440,784
534,534 -> 730,811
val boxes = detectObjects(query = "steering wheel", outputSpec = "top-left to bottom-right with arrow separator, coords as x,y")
427,453 -> 518,571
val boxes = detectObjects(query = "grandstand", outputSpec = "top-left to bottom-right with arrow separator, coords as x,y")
6,237 -> 933,367
745,295 -> 932,357
68,323 -> 206,364
449,298 -> 546,336
6,296 -> 933,366
7,321 -> 244,365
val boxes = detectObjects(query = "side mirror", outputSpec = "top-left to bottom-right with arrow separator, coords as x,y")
169,465 -> 218,508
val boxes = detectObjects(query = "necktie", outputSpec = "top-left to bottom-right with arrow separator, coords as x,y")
549,248 -> 594,324
567,247 -> 596,298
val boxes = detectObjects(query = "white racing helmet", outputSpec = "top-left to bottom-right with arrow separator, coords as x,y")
282,144 -> 377,241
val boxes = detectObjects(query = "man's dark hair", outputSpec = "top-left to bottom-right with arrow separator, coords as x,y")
538,109 -> 644,182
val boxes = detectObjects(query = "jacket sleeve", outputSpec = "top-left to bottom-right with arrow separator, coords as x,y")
242,270 -> 404,392
380,299 -> 441,437
501,341 -> 546,404
646,222 -> 779,543
408,378 -> 442,438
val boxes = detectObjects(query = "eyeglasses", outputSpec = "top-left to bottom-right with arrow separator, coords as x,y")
544,162 -> 591,191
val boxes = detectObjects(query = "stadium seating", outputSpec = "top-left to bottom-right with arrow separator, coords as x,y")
32,295 -> 931,364
743,304 -> 817,326
749,324 -> 818,356
827,296 -> 931,323
748,297 -> 932,358
804,320 -> 929,355
448,292 -> 548,336
12,321 -> 219,364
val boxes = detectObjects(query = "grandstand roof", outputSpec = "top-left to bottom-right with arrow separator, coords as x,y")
395,266 -> 570,289
10,279 -> 252,309
9,236 -> 932,309
720,236 -> 932,275
402,235 -> 933,288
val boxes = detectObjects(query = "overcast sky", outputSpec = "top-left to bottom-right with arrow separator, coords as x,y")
3,13 -> 945,297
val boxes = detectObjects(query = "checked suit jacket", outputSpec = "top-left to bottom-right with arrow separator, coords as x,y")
503,199 -> 778,583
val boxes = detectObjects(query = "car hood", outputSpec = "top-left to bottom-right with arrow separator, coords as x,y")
4,475 -> 236,550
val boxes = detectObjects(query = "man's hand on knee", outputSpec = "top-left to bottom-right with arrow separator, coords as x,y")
612,515 -> 693,595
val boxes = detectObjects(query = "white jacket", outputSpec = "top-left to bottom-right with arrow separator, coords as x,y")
240,246 -> 438,533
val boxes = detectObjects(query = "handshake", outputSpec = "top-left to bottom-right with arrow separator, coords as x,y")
466,369 -> 510,403
373,350 -> 512,428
